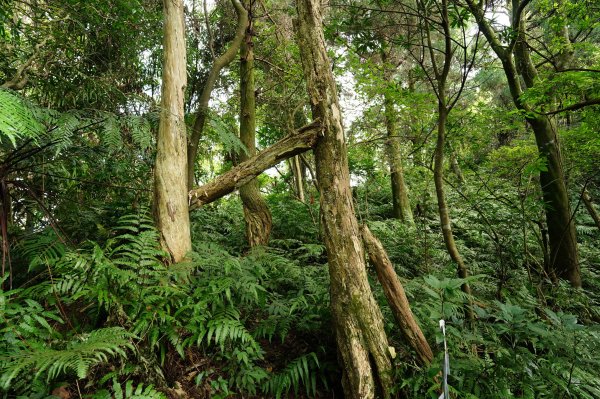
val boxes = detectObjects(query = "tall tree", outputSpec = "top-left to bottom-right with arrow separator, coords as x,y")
154,0 -> 191,262
462,0 -> 581,287
295,1 -> 393,397
238,0 -> 272,246
402,0 -> 478,306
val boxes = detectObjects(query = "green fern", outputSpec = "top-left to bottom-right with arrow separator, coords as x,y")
262,352 -> 320,399
102,114 -> 124,153
125,115 -> 153,151
92,378 -> 166,399
0,88 -> 46,146
0,327 -> 134,388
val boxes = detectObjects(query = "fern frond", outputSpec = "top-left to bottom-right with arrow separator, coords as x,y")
262,352 -> 320,399
0,327 -> 133,388
0,88 -> 46,146
102,114 -> 123,153
92,378 -> 166,399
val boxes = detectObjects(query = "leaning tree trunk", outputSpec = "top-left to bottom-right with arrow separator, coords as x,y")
154,0 -> 191,262
189,121 -> 321,208
238,1 -> 272,247
361,225 -> 433,366
528,116 -> 580,285
295,1 -> 392,397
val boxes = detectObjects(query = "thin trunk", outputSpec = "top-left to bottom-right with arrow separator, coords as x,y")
381,51 -> 414,225
450,149 -> 465,185
583,190 -> 600,231
154,0 -> 191,262
430,0 -> 474,317
292,155 -> 306,202
435,106 -> 474,319
238,1 -> 272,247
361,225 -> 433,366
383,90 -> 414,225
189,121 -> 320,208
187,0 -> 248,190
295,1 -> 392,397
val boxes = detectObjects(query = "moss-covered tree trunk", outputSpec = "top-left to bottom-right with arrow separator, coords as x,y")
295,1 -> 392,397
154,0 -> 191,262
238,0 -> 272,247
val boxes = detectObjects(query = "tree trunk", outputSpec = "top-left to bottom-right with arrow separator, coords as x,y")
154,0 -> 191,262
435,106 -> 474,319
238,1 -> 272,247
583,190 -> 600,231
450,149 -> 465,185
383,87 -> 414,225
529,116 -> 580,286
187,0 -> 248,190
291,155 -> 306,202
189,121 -> 320,208
295,1 -> 392,397
463,0 -> 581,288
361,225 -> 433,366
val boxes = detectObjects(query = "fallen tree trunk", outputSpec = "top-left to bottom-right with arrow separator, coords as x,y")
361,225 -> 434,366
189,120 -> 321,209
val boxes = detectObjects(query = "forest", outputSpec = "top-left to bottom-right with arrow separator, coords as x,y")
0,0 -> 599,397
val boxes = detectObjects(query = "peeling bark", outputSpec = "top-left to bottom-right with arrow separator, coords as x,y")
295,1 -> 393,397
154,0 -> 191,262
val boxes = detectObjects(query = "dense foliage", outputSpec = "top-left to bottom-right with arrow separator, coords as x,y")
1,0 -> 599,397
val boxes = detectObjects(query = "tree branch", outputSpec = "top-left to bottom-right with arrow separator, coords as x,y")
189,120 -> 321,208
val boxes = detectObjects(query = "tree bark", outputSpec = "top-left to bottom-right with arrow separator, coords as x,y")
187,0 -> 248,190
189,121 -> 320,209
361,225 -> 433,366
238,0 -> 272,247
295,1 -> 393,397
154,0 -> 191,262
583,190 -> 600,232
